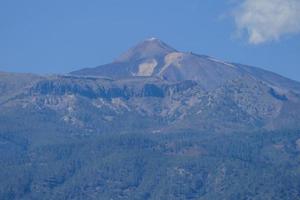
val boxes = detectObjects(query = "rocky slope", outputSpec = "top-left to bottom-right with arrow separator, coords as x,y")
71,38 -> 300,91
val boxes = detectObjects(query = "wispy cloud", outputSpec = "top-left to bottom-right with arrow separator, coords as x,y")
232,0 -> 300,44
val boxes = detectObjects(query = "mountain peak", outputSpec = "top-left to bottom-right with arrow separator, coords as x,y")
114,38 -> 177,63
141,37 -> 175,50
145,37 -> 160,41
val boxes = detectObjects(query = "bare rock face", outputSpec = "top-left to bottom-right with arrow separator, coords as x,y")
1,74 -> 300,133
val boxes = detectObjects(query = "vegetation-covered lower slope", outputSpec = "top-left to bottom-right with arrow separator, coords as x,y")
1,110 -> 300,200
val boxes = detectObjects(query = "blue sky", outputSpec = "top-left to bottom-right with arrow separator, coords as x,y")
1,0 -> 300,81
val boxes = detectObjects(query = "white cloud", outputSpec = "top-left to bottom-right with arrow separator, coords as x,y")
233,0 -> 300,44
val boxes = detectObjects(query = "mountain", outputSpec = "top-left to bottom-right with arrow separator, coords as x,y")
73,38 -> 300,131
1,39 -> 300,199
71,38 -> 300,91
